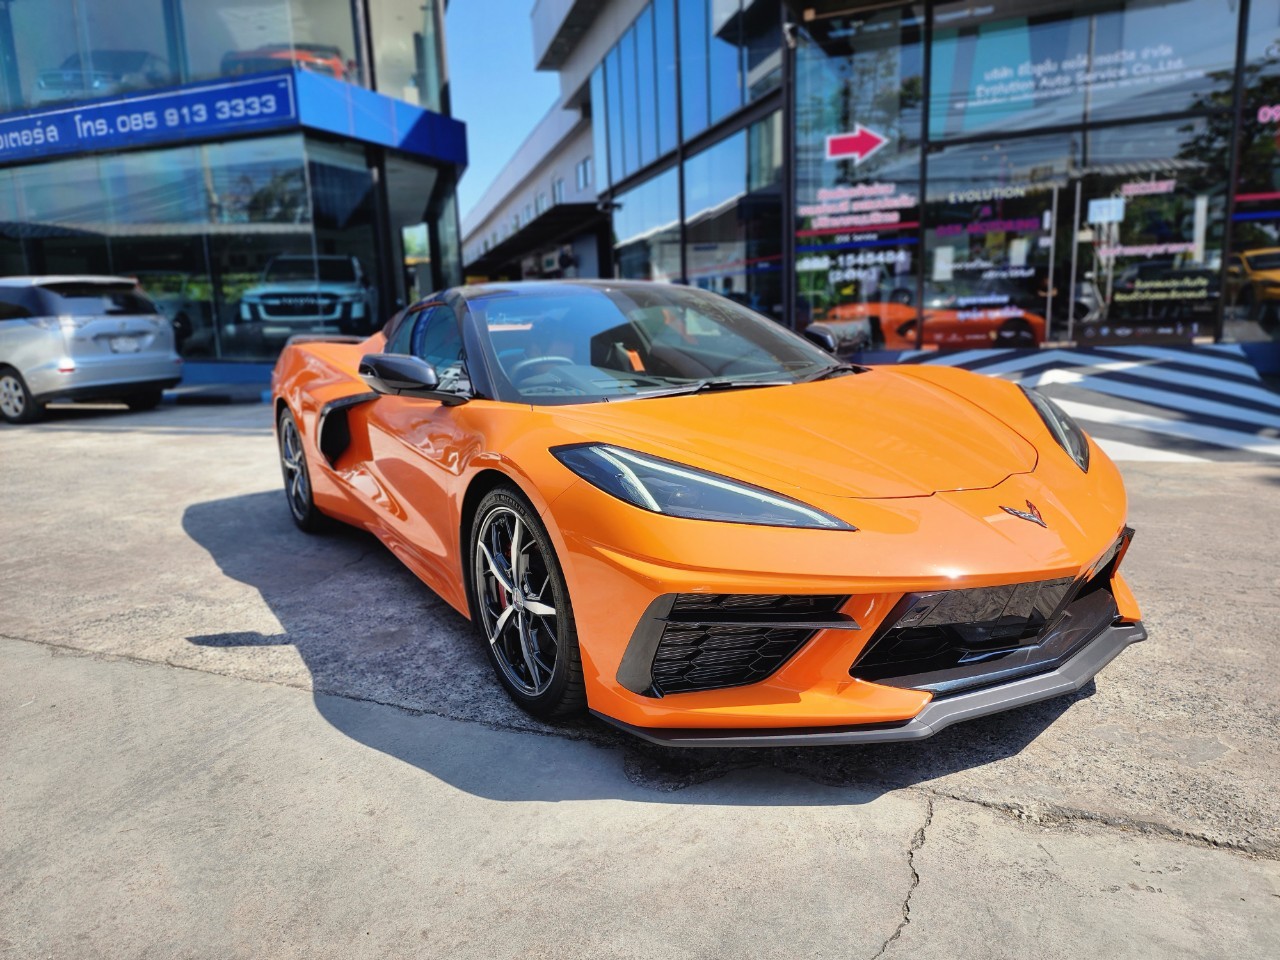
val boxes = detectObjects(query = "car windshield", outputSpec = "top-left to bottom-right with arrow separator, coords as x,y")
42,282 -> 157,316
467,284 -> 840,405
1246,252 -> 1280,271
264,258 -> 357,283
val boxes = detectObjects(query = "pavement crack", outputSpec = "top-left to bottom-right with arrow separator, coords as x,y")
923,789 -> 1278,860
871,795 -> 933,959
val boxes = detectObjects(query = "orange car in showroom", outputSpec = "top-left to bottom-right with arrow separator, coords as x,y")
272,281 -> 1142,746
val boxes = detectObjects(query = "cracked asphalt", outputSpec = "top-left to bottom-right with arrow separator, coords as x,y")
2,403 -> 1278,958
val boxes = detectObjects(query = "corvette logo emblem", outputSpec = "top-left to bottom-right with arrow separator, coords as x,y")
1001,501 -> 1047,528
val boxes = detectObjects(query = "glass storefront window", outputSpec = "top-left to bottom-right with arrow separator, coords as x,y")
613,166 -> 680,281
793,6 -> 924,343
929,0 -> 1237,140
606,46 -> 626,187
1070,120 -> 1223,345
181,0 -> 297,87
590,64 -> 610,192
370,0 -> 446,107
635,7 -> 657,169
684,111 -> 783,319
708,0 -> 743,125
654,0 -> 678,156
1227,0 -> 1280,342
2,0 -> 173,112
619,22 -> 640,176
679,0 -> 710,139
0,0 -> 369,114
924,136 -> 1069,349
742,0 -> 781,102
0,133 -> 403,360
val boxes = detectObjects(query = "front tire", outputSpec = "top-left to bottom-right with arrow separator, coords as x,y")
277,408 -> 328,533
0,367 -> 43,424
469,487 -> 586,719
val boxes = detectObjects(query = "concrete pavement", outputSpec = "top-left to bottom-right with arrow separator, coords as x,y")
1,402 -> 1278,958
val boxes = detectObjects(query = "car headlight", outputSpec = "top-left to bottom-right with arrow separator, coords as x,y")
1021,386 -> 1090,472
552,444 -> 855,530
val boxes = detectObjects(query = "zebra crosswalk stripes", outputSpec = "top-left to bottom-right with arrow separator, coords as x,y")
897,345 -> 1280,462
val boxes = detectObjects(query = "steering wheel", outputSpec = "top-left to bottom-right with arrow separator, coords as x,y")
508,355 -> 576,381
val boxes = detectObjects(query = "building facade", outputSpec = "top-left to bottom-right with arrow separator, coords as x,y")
464,0 -> 1280,360
0,0 -> 465,361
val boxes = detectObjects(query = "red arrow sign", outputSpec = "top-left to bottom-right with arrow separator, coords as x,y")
825,125 -> 888,163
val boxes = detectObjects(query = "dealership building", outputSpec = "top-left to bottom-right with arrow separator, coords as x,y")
463,0 -> 1280,363
0,0 -> 465,361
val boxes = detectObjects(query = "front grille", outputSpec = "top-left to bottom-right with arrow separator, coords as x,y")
623,593 -> 853,697
851,530 -> 1132,696
262,295 -> 337,317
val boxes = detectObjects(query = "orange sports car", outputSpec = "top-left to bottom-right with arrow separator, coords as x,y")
271,281 -> 1143,746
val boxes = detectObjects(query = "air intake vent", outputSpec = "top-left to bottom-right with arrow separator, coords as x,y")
651,623 -> 820,695
671,594 -> 846,615
621,594 -> 853,697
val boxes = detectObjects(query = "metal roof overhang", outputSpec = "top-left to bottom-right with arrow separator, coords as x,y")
465,202 -> 606,274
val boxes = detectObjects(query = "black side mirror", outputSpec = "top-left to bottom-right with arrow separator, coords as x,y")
803,324 -> 839,354
358,353 -> 468,405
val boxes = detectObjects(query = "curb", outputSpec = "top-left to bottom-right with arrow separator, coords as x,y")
162,386 -> 272,406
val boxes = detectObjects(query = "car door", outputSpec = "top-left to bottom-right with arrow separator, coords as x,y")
361,302 -> 475,591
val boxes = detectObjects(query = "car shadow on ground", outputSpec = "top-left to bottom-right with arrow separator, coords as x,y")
183,490 -> 1084,804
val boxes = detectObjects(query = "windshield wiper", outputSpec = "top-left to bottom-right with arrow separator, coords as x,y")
629,378 -> 795,400
801,362 -> 864,383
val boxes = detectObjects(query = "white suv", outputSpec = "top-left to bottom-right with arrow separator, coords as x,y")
0,277 -> 182,424
234,255 -> 376,346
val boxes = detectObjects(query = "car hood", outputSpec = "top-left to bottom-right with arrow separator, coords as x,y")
549,369 -> 1039,499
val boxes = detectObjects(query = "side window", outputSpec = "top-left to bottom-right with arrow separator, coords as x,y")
413,305 -> 468,392
387,306 -> 431,354
0,290 -> 33,321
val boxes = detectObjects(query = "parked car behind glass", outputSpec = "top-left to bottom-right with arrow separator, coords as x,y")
36,50 -> 169,103
0,276 -> 182,424
229,254 -> 375,354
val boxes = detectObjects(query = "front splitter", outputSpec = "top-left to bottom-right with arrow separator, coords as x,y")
593,620 -> 1147,748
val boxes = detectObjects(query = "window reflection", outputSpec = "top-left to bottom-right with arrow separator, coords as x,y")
1228,0 -> 1280,342
613,166 -> 680,281
679,0 -> 709,138
930,0 -> 1237,139
0,133 -> 399,360
793,6 -> 924,346
654,0 -> 678,155
0,0 -> 378,113
684,112 -> 783,319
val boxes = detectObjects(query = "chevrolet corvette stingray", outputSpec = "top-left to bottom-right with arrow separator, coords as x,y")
270,280 -> 1144,746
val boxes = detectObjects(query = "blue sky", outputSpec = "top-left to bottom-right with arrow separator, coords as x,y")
446,0 -> 561,222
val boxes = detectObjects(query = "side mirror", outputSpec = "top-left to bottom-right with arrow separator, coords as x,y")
358,353 -> 468,405
803,324 -> 839,354
1227,265 -> 1242,276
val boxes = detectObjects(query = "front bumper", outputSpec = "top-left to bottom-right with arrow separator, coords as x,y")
29,354 -> 183,402
594,618 -> 1145,747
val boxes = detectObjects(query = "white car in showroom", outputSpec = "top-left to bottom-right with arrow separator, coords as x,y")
231,254 -> 375,351
0,276 -> 182,424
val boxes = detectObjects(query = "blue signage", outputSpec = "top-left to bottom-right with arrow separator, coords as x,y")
0,74 -> 297,166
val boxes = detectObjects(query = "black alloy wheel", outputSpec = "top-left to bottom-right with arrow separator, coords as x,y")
277,408 -> 328,532
469,486 -> 585,718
